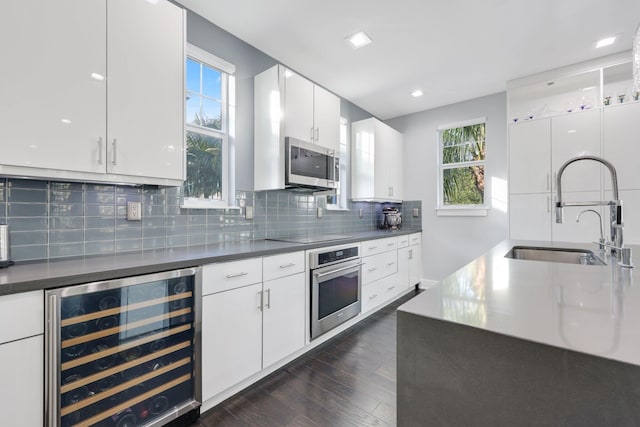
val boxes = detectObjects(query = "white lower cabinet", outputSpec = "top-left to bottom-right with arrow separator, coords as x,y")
262,272 -> 305,368
201,252 -> 306,402
202,282 -> 263,401
0,335 -> 43,427
0,290 -> 44,427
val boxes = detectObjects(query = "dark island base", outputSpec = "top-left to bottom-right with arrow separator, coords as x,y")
397,311 -> 640,427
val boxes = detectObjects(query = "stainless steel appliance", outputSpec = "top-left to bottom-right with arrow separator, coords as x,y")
45,267 -> 202,427
381,207 -> 402,230
309,244 -> 361,340
285,137 -> 339,190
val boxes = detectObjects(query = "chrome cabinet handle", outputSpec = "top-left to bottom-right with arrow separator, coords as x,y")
369,294 -> 378,299
265,288 -> 271,309
387,262 -> 395,266
368,267 -> 377,272
279,263 -> 295,269
368,246 -> 377,250
258,290 -> 263,311
315,127 -> 319,142
97,137 -> 103,165
546,173 -> 550,191
387,286 -> 396,291
387,243 -> 395,247
408,249 -> 413,260
111,138 -> 117,165
547,196 -> 551,213
226,272 -> 248,279
315,262 -> 363,279
310,127 -> 315,142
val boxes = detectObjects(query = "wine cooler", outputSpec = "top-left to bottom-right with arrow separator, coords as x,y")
45,267 -> 202,427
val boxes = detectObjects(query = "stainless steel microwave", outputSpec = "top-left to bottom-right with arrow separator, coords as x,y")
285,137 -> 339,190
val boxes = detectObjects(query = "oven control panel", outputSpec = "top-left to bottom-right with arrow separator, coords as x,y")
317,247 -> 359,266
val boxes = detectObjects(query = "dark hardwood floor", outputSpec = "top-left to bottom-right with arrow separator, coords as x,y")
193,289 -> 420,427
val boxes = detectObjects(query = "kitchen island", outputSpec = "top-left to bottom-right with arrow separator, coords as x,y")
397,240 -> 640,426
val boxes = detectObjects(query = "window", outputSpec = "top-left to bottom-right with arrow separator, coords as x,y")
437,118 -> 487,216
326,117 -> 350,210
183,44 -> 236,208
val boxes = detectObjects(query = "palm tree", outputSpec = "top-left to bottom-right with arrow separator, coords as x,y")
441,124 -> 485,205
185,114 -> 222,199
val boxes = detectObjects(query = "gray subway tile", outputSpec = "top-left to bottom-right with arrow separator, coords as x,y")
86,217 -> 116,229
85,241 -> 115,255
167,235 -> 188,247
50,190 -> 83,204
50,204 -> 83,217
85,205 -> 115,216
10,230 -> 47,246
144,205 -> 166,216
9,188 -> 47,203
116,226 -> 142,240
85,228 -> 115,242
11,245 -> 47,261
50,182 -> 83,191
86,190 -> 116,204
8,179 -> 47,190
10,217 -> 48,231
10,203 -> 48,217
49,243 -> 85,258
116,239 -> 143,253
142,237 -> 166,250
142,226 -> 166,238
188,233 -> 206,245
50,230 -> 84,244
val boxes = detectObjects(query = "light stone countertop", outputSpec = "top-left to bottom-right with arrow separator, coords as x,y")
0,229 -> 420,296
398,239 -> 640,366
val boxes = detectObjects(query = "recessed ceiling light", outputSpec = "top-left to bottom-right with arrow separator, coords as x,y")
596,36 -> 616,48
346,31 -> 372,49
411,89 -> 424,98
580,86 -> 595,91
90,72 -> 105,81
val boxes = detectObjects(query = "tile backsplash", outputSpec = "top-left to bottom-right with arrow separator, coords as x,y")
0,178 -> 422,262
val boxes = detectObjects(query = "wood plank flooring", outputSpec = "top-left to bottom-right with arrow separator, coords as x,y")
193,289 -> 420,427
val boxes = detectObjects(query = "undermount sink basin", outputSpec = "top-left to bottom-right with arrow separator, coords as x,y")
505,246 -> 606,266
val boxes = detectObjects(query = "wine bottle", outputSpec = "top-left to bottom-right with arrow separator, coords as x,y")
147,395 -> 169,416
98,294 -> 120,311
95,315 -> 119,331
92,344 -> 117,371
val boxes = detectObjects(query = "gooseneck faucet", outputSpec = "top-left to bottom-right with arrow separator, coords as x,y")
555,155 -> 623,254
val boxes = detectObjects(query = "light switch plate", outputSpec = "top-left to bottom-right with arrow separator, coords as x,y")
317,207 -> 323,218
245,206 -> 254,220
413,208 -> 420,217
127,201 -> 142,221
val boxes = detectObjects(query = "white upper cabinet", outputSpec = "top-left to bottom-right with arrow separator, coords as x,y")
352,118 -> 403,202
509,119 -> 551,195
0,0 -> 107,175
283,71 -> 315,143
551,109 -> 602,193
603,102 -> 640,191
106,0 -> 185,182
312,84 -> 341,151
0,0 -> 185,186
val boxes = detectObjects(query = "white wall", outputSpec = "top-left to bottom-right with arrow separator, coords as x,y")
388,92 -> 508,281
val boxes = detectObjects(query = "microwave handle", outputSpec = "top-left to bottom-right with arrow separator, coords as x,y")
328,151 -> 338,183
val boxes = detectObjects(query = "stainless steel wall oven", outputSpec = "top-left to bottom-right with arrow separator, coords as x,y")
309,244 -> 361,340
45,267 -> 202,427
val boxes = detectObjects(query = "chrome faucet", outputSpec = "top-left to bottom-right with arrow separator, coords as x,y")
556,155 -> 623,254
576,209 -> 605,251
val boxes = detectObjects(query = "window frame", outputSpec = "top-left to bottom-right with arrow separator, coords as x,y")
326,117 -> 350,211
436,117 -> 488,217
182,44 -> 236,209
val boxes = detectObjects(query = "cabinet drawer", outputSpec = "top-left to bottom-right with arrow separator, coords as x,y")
362,251 -> 398,285
263,251 -> 305,282
397,235 -> 409,248
361,237 -> 397,257
409,232 -> 422,246
362,274 -> 403,314
0,291 -> 43,344
203,258 -> 263,295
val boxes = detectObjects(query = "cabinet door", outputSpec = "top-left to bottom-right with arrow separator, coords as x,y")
351,119 -> 376,199
313,85 -> 340,151
397,247 -> 410,288
551,110 -> 602,193
374,121 -> 403,200
284,70 -> 314,143
202,283 -> 263,401
509,119 -> 551,194
604,102 -> 640,191
408,244 -> 421,287
0,0 -> 106,174
552,191 -> 603,244
262,273 -> 305,368
509,193 -> 552,240
107,0 -> 184,180
0,336 -> 44,427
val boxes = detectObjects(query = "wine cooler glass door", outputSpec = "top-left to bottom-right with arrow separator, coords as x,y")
46,267 -> 202,427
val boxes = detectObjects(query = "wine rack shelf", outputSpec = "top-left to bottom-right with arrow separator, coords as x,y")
46,268 -> 202,427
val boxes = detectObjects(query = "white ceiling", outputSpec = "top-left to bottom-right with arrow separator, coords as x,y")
177,0 -> 640,119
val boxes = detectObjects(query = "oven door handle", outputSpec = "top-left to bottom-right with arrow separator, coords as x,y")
314,262 -> 363,279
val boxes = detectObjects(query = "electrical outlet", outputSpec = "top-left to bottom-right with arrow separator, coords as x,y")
413,208 -> 420,217
317,207 -> 323,218
127,201 -> 142,221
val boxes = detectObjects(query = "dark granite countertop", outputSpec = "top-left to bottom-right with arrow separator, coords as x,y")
0,229 -> 421,296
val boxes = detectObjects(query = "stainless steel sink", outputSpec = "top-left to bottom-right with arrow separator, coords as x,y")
505,246 -> 606,266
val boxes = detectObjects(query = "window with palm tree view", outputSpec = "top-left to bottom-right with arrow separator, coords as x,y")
184,46 -> 234,207
439,121 -> 486,207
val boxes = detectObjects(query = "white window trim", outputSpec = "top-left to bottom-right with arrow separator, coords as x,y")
436,117 -> 488,217
182,44 -> 236,209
